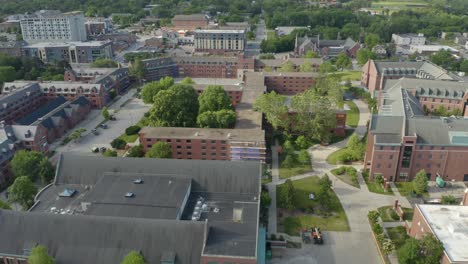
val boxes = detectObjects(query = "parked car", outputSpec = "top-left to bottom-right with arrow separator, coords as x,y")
100,124 -> 108,129
91,147 -> 99,153
109,115 -> 116,121
91,129 -> 99,135
99,147 -> 107,153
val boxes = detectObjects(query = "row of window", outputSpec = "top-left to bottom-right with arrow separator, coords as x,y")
422,97 -> 460,104
147,138 -> 227,144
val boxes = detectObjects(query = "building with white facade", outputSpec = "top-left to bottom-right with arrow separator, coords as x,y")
392,33 -> 426,46
194,29 -> 245,54
20,10 -> 87,43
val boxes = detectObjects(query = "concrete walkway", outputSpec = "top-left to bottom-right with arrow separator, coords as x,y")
267,139 -> 280,235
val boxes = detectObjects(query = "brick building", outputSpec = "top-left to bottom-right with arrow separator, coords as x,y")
0,125 -> 17,189
0,83 -> 46,124
255,58 -> 323,72
263,72 -> 319,95
194,30 -> 246,55
3,81 -> 108,108
11,96 -> 90,152
295,36 -> 360,58
172,14 -> 209,30
409,204 -> 468,264
142,57 -> 179,81
0,153 -> 263,264
140,127 -> 266,162
364,78 -> 468,182
361,60 -> 459,95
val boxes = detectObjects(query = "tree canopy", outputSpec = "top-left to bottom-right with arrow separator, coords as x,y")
413,169 -> 428,195
357,48 -> 377,66
398,235 -> 444,264
121,251 -> 145,264
11,150 -> 53,182
29,245 -> 55,264
145,142 -> 172,158
140,77 -> 174,104
253,91 -> 289,129
198,85 -> 232,113
92,58 -> 118,68
8,176 -> 38,210
149,84 -> 199,127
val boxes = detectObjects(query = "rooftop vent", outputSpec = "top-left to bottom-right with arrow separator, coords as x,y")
233,208 -> 243,222
125,192 -> 135,198
133,179 -> 143,184
59,188 -> 76,197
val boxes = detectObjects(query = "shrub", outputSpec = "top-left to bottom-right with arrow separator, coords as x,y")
111,138 -> 127,150
390,209 -> 400,220
335,166 -> 346,175
441,195 -> 458,205
295,135 -> 312,149
372,222 -> 383,235
375,174 -> 384,185
279,235 -> 285,241
282,153 -> 298,168
125,125 -> 141,135
345,166 -> 357,177
368,210 -> 380,223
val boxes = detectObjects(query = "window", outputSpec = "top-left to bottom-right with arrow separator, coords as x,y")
377,163 -> 381,168
428,154 -> 432,159
379,146 -> 384,150
378,155 -> 382,159
389,154 -> 393,159
399,173 -> 408,181
187,146 -> 192,149
401,146 -> 413,168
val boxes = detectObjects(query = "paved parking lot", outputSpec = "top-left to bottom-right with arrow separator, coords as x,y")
427,181 -> 467,199
269,231 -> 381,264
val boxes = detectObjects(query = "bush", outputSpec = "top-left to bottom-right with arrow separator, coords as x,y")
372,222 -> 383,235
441,195 -> 458,205
390,209 -> 400,221
125,125 -> 141,135
375,174 -> 384,185
335,166 -> 346,175
111,138 -> 127,150
282,153 -> 298,168
295,135 -> 312,149
279,235 -> 285,241
368,210 -> 380,223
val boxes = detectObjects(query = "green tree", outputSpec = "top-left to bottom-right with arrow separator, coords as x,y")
317,174 -> 333,211
0,200 -> 11,210
412,169 -> 428,195
121,251 -> 145,264
278,61 -> 295,72
346,134 -> 364,160
69,128 -> 86,143
38,157 -> 55,184
300,60 -> 314,72
197,111 -> 218,128
319,61 -> 336,73
215,109 -> 236,128
0,66 -> 16,83
460,60 -> 468,74
140,77 -> 174,104
419,234 -> 444,264
29,245 -> 55,264
282,153 -> 298,168
382,239 -> 395,255
441,195 -> 458,205
11,150 -> 48,181
430,49 -> 458,70
130,58 -> 145,83
102,149 -> 118,157
111,138 -> 127,150
259,53 -> 275,59
260,190 -> 271,209
102,107 -> 110,120
277,179 -> 295,210
8,176 -> 37,210
304,51 -> 319,58
181,77 -> 195,84
145,142 -> 172,158
357,48 -> 377,66
298,149 -> 310,165
92,58 -> 118,68
253,92 -> 289,130
365,33 -> 380,49
335,53 -> 352,70
127,145 -> 144,158
198,85 -> 232,113
398,238 -> 421,264
295,135 -> 312,149
149,84 -> 199,127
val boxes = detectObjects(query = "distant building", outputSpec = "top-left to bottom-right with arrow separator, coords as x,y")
0,124 -> 17,188
22,41 -> 113,64
275,26 -> 307,37
255,58 -> 323,72
409,204 -> 468,264
365,78 -> 468,182
172,14 -> 209,30
409,45 -> 459,56
0,41 -> 25,57
372,45 -> 387,57
361,60 -> 460,95
194,30 -> 246,54
0,153 -> 263,264
140,127 -> 266,162
262,72 -> 319,95
392,33 -> 426,46
85,17 -> 113,36
20,10 -> 87,43
295,36 -> 360,58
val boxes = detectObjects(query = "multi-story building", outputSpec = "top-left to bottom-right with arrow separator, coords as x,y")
142,57 -> 179,81
84,17 -> 113,36
0,41 -> 25,57
20,10 -> 87,43
172,14 -> 209,30
0,124 -> 17,189
263,72 -> 319,95
0,153 -> 262,264
364,78 -> 468,182
391,33 -> 426,46
194,30 -> 246,54
193,84 -> 243,107
408,45 -> 459,56
140,127 -> 266,162
3,81 -> 107,108
12,96 -> 90,152
22,40 -> 113,64
0,83 -> 46,124
295,36 -> 360,58
409,204 -> 467,264
361,60 -> 460,95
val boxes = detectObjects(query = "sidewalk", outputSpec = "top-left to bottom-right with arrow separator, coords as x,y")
267,139 -> 280,235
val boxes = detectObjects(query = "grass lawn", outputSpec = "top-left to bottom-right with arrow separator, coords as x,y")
326,147 -> 349,165
362,171 -> 394,195
377,206 -> 414,222
387,226 -> 410,249
395,182 -> 429,198
118,133 -> 139,143
345,101 -> 359,128
277,177 -> 349,235
267,30 -> 276,40
331,71 -> 362,81
331,167 -> 360,189
279,165 -> 312,179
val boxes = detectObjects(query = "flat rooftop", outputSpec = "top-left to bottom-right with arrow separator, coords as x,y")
192,84 -> 243,92
195,29 -> 245,34
25,41 -> 111,48
417,204 -> 468,263
140,127 -> 265,142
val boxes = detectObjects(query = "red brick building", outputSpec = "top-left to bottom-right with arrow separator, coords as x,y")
361,60 -> 458,95
365,79 -> 468,182
172,14 -> 208,30
139,127 -> 266,162
193,84 -> 243,107
263,72 -> 318,95
0,83 -> 46,124
409,204 -> 468,264
255,58 -> 323,72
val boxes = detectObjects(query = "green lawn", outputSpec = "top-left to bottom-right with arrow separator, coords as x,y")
377,206 -> 413,222
331,167 -> 360,189
279,166 -> 312,179
277,177 -> 349,235
395,182 -> 429,198
345,101 -> 359,128
267,30 -> 276,40
326,148 -> 349,165
387,226 -> 410,249
362,171 -> 394,195
331,71 -> 362,81
118,133 -> 139,143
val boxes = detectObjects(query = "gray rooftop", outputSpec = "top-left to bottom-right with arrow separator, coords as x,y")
0,209 -> 206,264
139,127 -> 265,142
